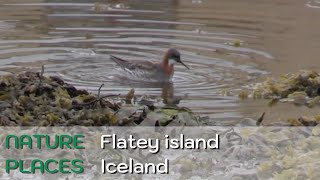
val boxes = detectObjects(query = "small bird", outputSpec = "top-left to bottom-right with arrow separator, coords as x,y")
110,48 -> 190,82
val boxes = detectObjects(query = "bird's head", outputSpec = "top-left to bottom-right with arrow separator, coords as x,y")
166,48 -> 190,69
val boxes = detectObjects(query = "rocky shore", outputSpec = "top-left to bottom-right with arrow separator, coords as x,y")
2,69 -> 320,127
240,70 -> 320,126
0,71 -> 319,179
0,71 -> 201,126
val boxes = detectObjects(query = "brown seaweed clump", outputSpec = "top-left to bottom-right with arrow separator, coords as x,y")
238,70 -> 320,126
0,71 -> 200,126
0,72 -> 110,126
245,70 -> 320,107
253,70 -> 320,98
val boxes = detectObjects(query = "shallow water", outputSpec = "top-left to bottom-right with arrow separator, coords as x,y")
1,0 -> 320,124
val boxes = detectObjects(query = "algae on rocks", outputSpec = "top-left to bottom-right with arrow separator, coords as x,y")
243,70 -> 320,107
238,70 -> 320,126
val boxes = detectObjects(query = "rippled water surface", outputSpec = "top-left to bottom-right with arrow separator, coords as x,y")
1,0 -> 320,124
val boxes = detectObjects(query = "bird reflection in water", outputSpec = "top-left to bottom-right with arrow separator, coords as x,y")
115,78 -> 186,107
160,82 -> 185,106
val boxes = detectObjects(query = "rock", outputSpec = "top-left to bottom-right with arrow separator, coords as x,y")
50,76 -> 65,85
0,115 -> 16,125
237,118 -> 257,126
0,101 -> 11,109
307,96 -> 320,108
63,84 -> 78,97
312,124 -> 320,136
298,116 -> 318,126
176,112 -> 199,126
287,91 -> 307,105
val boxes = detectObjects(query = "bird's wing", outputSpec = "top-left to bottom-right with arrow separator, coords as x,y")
110,55 -> 157,71
110,55 -> 164,81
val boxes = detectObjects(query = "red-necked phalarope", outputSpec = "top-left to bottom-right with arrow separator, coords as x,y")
110,48 -> 190,82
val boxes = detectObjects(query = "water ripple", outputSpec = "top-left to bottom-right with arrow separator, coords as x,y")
0,1 -> 275,122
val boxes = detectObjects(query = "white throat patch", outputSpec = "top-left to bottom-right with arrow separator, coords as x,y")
168,58 -> 176,66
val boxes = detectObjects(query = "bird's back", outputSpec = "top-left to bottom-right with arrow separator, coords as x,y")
110,55 -> 132,69
110,55 -> 172,82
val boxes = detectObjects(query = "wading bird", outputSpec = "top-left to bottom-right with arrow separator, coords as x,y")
110,48 -> 190,82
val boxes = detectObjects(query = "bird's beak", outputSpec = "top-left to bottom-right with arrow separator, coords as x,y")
179,60 -> 190,69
